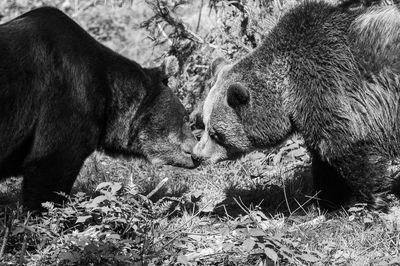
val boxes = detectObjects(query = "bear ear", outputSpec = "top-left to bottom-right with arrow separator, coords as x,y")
227,83 -> 249,108
156,56 -> 179,85
210,57 -> 227,77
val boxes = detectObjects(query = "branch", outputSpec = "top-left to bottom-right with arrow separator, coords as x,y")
142,0 -> 204,44
195,0 -> 204,33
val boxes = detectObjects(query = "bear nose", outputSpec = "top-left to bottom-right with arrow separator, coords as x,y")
191,153 -> 202,165
181,139 -> 202,166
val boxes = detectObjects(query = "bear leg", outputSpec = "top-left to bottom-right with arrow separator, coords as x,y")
311,153 -> 353,210
343,145 -> 397,210
22,153 -> 86,211
326,146 -> 395,211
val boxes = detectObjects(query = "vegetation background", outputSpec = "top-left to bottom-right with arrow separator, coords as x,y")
1,0 -> 400,265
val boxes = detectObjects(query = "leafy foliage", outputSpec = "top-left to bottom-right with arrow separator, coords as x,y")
2,182 -> 198,265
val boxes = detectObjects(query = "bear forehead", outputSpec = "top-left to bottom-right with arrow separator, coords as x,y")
202,64 -> 235,126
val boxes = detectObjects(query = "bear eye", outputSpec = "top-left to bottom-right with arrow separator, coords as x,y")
183,115 -> 189,124
162,77 -> 169,86
209,129 -> 224,144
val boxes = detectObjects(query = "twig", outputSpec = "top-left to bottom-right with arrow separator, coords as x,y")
147,177 -> 169,199
233,197 -> 250,215
18,212 -> 31,265
297,192 -> 320,214
195,0 -> 204,33
222,204 -> 233,220
157,24 -> 173,46
282,175 -> 292,215
0,226 -> 9,259
292,198 -> 309,216
182,232 -> 219,236
0,207 -> 10,259
18,234 -> 27,266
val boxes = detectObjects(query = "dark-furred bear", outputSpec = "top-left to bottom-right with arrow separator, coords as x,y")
0,7 -> 197,211
193,2 -> 400,210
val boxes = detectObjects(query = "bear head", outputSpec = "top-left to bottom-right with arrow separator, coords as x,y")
193,54 -> 293,163
134,70 -> 198,168
103,59 -> 199,168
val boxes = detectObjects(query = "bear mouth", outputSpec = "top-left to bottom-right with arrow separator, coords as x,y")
149,152 -> 201,169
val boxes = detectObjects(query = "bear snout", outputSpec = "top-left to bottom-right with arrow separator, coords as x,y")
180,138 -> 201,168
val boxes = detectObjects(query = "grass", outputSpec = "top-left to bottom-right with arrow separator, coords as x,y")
2,136 -> 400,265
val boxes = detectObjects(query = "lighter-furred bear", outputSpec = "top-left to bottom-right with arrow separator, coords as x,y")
193,2 -> 400,210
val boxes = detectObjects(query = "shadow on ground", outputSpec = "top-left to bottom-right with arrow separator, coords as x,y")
0,155 -> 315,218
212,166 -> 315,217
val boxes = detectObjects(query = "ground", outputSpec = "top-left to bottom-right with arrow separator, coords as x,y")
1,0 -> 400,265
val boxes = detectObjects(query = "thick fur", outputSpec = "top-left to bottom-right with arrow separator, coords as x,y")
0,7 -> 197,211
194,2 -> 400,210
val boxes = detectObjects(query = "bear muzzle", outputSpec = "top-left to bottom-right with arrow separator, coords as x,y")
179,138 -> 201,168
193,133 -> 229,164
